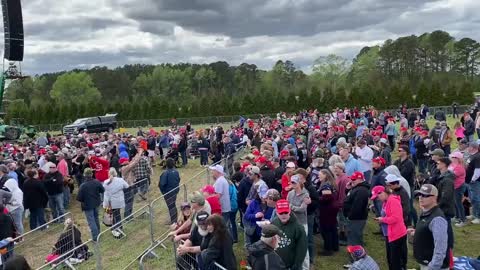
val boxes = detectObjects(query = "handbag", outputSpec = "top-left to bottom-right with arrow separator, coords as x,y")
102,202 -> 113,227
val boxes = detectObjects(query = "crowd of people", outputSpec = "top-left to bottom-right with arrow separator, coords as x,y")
167,105 -> 480,270
0,104 -> 479,269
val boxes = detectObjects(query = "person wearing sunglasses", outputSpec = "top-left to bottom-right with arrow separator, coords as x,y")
409,184 -> 450,270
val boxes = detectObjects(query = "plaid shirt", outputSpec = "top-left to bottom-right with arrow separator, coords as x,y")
350,256 -> 380,270
134,156 -> 151,181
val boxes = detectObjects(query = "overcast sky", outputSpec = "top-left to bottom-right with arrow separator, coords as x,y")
4,0 -> 480,74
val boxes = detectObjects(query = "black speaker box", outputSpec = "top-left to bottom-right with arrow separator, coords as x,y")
2,0 -> 24,61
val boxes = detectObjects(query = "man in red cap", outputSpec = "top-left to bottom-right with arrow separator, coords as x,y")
343,171 -> 370,246
271,199 -> 307,270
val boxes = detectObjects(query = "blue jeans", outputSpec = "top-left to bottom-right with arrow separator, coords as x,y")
10,207 -> 24,235
455,184 -> 467,222
29,208 -> 46,230
373,199 -> 383,217
48,193 -> 65,222
307,214 -> 315,263
229,210 -> 238,242
222,212 -> 232,236
418,159 -> 427,174
468,181 -> 480,218
84,208 -> 100,241
63,186 -> 70,209
347,219 -> 366,246
180,151 -> 187,165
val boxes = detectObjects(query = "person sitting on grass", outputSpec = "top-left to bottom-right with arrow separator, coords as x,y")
47,218 -> 91,266
346,245 -> 380,270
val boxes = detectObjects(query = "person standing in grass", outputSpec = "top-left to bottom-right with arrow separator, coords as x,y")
448,152 -> 468,227
77,168 -> 105,241
159,158 -> 181,225
372,186 -> 408,270
103,168 -> 129,238
410,184 -> 450,270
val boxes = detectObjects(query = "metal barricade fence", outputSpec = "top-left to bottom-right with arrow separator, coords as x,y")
37,240 -> 95,270
94,204 -> 154,270
10,212 -> 74,269
149,183 -> 189,242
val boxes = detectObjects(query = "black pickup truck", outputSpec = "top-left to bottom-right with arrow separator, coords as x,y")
63,114 -> 117,135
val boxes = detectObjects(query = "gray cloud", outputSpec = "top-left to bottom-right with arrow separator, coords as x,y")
0,0 -> 476,75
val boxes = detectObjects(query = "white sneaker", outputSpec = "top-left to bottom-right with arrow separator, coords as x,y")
455,221 -> 467,227
471,218 -> 480,224
466,215 -> 474,220
112,230 -> 120,238
451,217 -> 458,223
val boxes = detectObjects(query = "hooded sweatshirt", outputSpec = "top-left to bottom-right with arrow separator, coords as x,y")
287,188 -> 309,225
247,241 -> 287,270
437,170 -> 455,217
272,214 -> 307,270
3,179 -> 23,212
384,165 -> 411,198
381,194 -> 407,242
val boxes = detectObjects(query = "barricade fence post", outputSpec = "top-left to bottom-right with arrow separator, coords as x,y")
95,204 -> 153,269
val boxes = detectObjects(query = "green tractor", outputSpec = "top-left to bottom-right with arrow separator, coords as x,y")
0,67 -> 36,141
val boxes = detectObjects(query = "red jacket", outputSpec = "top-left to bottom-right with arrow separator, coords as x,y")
381,194 -> 407,242
206,196 -> 222,215
89,156 -> 110,182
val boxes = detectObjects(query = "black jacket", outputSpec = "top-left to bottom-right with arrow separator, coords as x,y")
237,176 -> 253,213
392,186 -> 410,226
201,234 -> 237,270
393,158 -> 416,187
260,166 -> 277,191
437,171 -> 456,217
247,240 -> 287,270
23,178 -> 49,209
305,181 -> 320,215
43,172 -> 65,196
0,212 -> 16,239
414,138 -> 428,160
371,168 -> 387,187
76,177 -> 105,211
343,181 -> 370,220
464,119 -> 475,136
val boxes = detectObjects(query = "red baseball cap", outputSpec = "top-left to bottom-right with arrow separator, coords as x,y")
119,158 -> 129,165
370,185 -> 385,200
400,127 -> 408,132
276,199 -> 291,214
279,149 -> 289,158
252,149 -> 261,156
255,156 -> 267,164
201,185 -> 215,195
372,157 -> 386,167
350,171 -> 365,181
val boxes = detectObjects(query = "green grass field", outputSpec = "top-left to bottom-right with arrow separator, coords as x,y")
17,116 -> 480,270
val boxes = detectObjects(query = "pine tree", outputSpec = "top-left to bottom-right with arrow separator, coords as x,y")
321,87 -> 335,112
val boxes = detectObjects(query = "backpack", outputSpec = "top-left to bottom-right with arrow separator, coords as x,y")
229,183 -> 238,211
409,137 -> 417,156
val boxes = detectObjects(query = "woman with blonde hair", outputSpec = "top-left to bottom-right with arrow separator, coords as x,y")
103,168 -> 129,238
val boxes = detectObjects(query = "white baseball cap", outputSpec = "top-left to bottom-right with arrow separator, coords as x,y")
208,164 -> 224,175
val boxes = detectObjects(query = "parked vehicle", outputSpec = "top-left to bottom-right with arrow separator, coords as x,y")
63,114 -> 117,135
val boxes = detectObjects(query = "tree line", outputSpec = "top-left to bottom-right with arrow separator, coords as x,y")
4,30 -> 479,125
